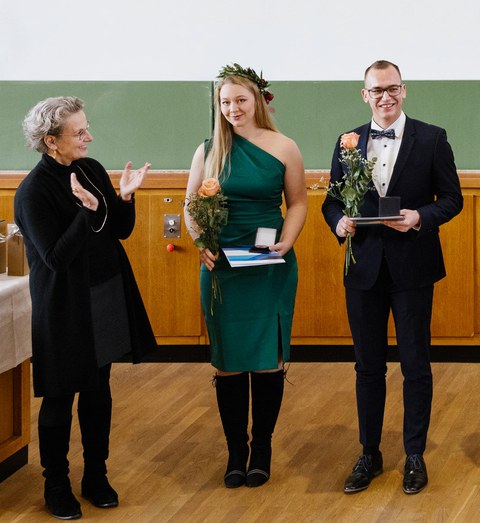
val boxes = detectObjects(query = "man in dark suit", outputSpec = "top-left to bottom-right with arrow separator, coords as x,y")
322,60 -> 463,495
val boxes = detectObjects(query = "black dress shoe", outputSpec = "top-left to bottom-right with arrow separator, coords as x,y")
81,475 -> 118,508
403,454 -> 428,494
343,452 -> 383,493
45,485 -> 82,520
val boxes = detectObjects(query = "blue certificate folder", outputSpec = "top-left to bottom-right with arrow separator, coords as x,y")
222,247 -> 285,268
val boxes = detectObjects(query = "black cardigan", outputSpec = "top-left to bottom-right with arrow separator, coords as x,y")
14,155 -> 157,397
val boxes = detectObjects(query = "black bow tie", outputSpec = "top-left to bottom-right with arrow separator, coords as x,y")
371,128 -> 395,139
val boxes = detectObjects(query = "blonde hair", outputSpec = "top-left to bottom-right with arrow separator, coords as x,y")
204,76 -> 278,180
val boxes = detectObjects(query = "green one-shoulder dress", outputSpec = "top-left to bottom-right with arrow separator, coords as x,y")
201,134 -> 298,372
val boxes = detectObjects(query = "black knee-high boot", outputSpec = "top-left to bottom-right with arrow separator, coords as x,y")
38,418 -> 82,520
78,366 -> 118,508
78,394 -> 111,477
215,372 -> 250,488
246,369 -> 284,487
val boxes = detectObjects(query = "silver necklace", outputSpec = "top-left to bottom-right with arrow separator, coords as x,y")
76,166 -> 108,233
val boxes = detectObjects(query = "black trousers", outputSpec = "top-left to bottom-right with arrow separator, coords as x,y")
38,364 -> 112,480
346,259 -> 434,456
38,364 -> 112,427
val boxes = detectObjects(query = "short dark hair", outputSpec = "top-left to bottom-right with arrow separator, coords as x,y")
364,60 -> 402,81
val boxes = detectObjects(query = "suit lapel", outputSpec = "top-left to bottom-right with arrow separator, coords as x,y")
359,124 -> 378,199
387,116 -> 415,195
359,124 -> 370,159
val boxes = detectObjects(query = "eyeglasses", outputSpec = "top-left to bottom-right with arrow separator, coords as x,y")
366,85 -> 403,99
58,122 -> 91,140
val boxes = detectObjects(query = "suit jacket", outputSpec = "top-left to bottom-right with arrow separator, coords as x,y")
322,116 -> 463,290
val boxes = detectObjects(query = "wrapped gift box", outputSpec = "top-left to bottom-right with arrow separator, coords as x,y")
0,220 -> 6,273
8,226 -> 29,276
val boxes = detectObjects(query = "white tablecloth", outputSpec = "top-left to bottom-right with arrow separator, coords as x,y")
0,273 -> 32,374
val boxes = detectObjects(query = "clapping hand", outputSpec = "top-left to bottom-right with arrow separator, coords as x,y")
120,161 -> 151,201
71,173 -> 99,211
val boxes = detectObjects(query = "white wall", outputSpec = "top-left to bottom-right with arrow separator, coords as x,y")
1,0 -> 479,81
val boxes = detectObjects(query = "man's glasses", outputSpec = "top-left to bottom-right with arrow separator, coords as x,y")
366,85 -> 403,99
58,122 -> 91,140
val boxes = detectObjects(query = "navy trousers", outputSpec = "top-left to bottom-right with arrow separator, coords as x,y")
346,259 -> 434,456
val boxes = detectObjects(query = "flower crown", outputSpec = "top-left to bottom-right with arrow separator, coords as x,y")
217,63 -> 274,105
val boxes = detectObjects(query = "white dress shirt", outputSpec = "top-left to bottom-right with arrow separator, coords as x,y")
367,112 -> 406,197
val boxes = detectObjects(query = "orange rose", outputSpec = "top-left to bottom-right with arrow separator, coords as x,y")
340,132 -> 360,149
198,177 -> 220,197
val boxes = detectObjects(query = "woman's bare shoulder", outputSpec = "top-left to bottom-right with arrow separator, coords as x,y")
265,130 -> 298,149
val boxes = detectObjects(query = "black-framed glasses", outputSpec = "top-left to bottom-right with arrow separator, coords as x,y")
58,122 -> 91,140
366,85 -> 403,99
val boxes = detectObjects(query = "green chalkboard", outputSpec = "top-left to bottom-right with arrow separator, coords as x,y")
0,80 -> 478,170
271,81 -> 480,170
0,81 -> 212,170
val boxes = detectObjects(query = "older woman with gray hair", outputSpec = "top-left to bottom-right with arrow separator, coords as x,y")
15,96 -> 157,520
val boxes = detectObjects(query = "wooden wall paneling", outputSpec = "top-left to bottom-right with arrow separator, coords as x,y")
0,370 -> 14,445
145,189 -> 202,340
385,194 -> 475,342
120,191 -> 152,321
0,189 -> 15,223
475,192 -> 480,338
430,194 -> 474,338
292,190 -> 351,339
1,171 -> 480,346
0,361 -> 30,464
15,361 -> 30,448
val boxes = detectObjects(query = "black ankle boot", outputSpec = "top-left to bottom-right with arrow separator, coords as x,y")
45,482 -> 82,520
215,373 -> 250,488
246,369 -> 284,487
81,474 -> 118,508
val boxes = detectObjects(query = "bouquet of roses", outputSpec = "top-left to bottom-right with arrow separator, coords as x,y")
186,177 -> 228,313
326,132 -> 377,275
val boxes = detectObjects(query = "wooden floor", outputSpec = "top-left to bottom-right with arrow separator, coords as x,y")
0,361 -> 479,522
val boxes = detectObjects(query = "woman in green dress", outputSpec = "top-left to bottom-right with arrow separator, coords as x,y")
185,64 -> 307,488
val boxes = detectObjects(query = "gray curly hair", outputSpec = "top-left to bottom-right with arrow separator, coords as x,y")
22,96 -> 85,153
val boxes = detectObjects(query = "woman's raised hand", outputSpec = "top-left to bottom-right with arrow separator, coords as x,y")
71,172 -> 99,211
120,161 -> 151,201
